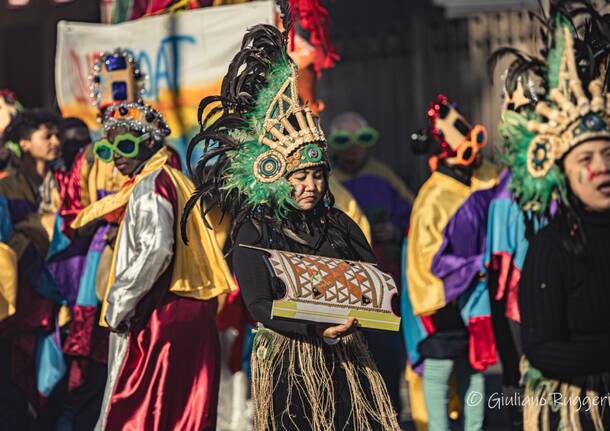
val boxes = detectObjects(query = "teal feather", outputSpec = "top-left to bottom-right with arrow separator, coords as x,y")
547,16 -> 570,90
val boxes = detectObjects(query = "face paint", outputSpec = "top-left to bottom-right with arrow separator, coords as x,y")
578,168 -> 586,185
587,165 -> 600,182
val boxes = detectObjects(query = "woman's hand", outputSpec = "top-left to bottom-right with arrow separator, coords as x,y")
316,317 -> 358,339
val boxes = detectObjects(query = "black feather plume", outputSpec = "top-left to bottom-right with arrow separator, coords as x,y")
181,1 -> 293,243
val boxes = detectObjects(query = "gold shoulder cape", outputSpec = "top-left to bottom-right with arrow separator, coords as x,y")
71,148 -> 235,326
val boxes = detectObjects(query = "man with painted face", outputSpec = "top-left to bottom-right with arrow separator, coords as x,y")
0,109 -> 62,428
70,102 -> 234,431
403,95 -> 498,431
329,111 -> 413,411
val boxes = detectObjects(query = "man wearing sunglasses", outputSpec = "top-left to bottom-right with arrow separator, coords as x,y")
330,112 -> 414,264
69,103 -> 233,431
329,111 -> 414,412
404,95 -> 498,431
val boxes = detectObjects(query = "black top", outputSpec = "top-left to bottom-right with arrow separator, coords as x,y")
232,208 -> 376,338
519,209 -> 610,382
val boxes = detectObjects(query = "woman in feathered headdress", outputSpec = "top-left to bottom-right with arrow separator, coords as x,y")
182,2 -> 399,429
495,1 -> 610,429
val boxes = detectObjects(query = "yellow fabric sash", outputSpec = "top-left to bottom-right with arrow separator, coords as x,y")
87,152 -> 127,205
406,161 -> 499,316
0,243 -> 17,323
329,176 -> 372,244
71,148 -> 171,229
70,148 -> 234,326
162,165 -> 235,300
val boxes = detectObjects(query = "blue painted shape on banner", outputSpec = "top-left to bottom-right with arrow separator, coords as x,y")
137,34 -> 197,99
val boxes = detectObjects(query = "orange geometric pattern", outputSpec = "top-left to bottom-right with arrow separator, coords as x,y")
247,246 -> 397,311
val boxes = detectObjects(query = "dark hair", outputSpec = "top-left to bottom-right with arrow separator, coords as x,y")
235,168 -> 368,260
550,188 -> 587,257
59,117 -> 89,136
3,109 -> 59,145
58,117 -> 92,169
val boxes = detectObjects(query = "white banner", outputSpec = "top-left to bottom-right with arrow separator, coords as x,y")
55,2 -> 273,156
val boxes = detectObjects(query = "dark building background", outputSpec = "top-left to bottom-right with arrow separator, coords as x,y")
0,0 -> 99,108
0,0 -> 538,190
318,0 -> 537,190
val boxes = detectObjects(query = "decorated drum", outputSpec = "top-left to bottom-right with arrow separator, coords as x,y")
243,245 -> 401,331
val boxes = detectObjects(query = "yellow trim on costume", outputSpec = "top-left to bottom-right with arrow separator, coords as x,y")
163,166 -> 235,300
0,243 -> 17,323
71,149 -> 170,230
87,156 -> 127,206
272,300 -> 401,331
406,364 -> 429,431
406,161 -> 500,316
78,148 -> 93,208
77,149 -> 235,327
406,172 -> 470,316
471,160 -> 501,190
100,223 -> 122,326
58,304 -> 72,328
333,158 -> 415,203
329,176 -> 372,244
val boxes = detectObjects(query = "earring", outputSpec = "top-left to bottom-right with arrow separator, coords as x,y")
323,194 -> 332,209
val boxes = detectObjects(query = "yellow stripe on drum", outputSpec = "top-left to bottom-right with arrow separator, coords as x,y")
271,300 -> 401,331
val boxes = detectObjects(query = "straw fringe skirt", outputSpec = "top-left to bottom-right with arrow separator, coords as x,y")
521,358 -> 610,431
251,328 -> 400,431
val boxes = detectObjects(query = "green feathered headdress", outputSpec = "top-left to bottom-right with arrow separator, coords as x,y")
498,109 -> 568,213
220,55 -> 297,218
494,3 -> 610,215
182,2 -> 329,240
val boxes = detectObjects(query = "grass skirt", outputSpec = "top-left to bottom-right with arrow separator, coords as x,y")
251,327 -> 400,431
521,358 -> 610,431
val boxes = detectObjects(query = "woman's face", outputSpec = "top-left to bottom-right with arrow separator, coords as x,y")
288,167 -> 325,211
563,139 -> 610,212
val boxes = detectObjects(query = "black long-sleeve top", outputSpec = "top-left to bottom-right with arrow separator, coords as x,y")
519,209 -> 610,382
232,208 -> 376,338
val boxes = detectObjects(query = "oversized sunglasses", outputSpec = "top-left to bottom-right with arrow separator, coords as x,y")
93,133 -> 150,163
445,125 -> 488,167
328,127 -> 380,150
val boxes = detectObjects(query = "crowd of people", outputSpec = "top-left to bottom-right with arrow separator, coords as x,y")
0,1 -> 610,431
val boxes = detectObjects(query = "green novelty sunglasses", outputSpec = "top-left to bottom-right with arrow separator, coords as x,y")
328,126 -> 380,150
93,133 -> 151,163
